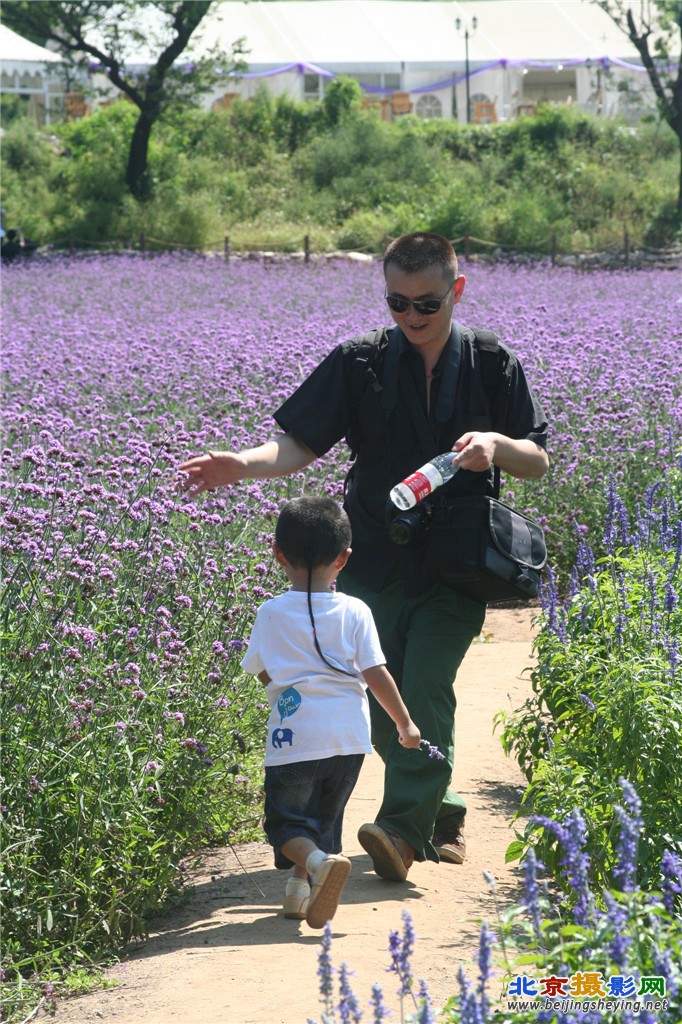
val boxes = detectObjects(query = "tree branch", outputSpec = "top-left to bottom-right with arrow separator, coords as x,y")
626,7 -> 677,123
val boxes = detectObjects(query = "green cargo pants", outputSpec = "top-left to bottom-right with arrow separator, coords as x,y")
337,568 -> 486,863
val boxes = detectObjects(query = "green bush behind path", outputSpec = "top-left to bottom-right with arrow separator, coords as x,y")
1,92 -> 678,253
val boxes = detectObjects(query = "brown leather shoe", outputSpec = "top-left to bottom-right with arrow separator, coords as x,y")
433,820 -> 466,864
358,823 -> 414,881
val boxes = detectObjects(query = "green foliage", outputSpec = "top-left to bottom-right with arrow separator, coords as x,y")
293,115 -> 453,224
1,117 -> 54,175
0,96 -> 678,250
498,468 -> 682,892
0,93 -> 31,129
322,75 -> 363,126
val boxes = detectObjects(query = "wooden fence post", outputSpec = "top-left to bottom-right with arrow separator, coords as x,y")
140,233 -> 146,253
464,233 -> 470,261
69,235 -> 75,255
551,232 -> 557,266
304,234 -> 310,264
224,235 -> 230,261
623,226 -> 630,268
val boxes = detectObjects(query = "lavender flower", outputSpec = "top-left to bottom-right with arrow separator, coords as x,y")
337,963 -> 362,1024
604,890 -> 631,966
368,983 -> 388,1023
457,965 -> 484,1024
659,849 -> 682,915
386,910 -> 415,997
613,777 -> 643,893
476,920 -> 494,1017
414,980 -> 434,1024
419,739 -> 445,761
521,847 -> 544,942
533,808 -> 594,926
317,922 -> 335,1018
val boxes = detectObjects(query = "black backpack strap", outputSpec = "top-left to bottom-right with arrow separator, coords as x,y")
461,327 -> 512,498
345,329 -> 388,468
473,329 -> 510,425
350,330 -> 385,404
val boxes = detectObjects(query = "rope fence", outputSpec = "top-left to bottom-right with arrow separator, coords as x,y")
24,229 -> 682,269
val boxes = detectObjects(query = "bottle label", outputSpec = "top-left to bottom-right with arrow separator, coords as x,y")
399,463 -> 444,504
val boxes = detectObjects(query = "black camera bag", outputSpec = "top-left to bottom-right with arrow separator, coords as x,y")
347,324 -> 547,603
420,496 -> 547,604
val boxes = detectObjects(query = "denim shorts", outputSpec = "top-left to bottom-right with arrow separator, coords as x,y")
264,753 -> 365,869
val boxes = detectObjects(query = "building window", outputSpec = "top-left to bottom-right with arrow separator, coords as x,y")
355,73 -> 380,89
416,94 -> 442,118
522,69 -> 577,104
303,73 -> 321,100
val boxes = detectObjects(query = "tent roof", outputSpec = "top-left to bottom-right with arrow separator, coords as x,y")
194,0 -> 648,70
2,3 -> 651,75
0,24 -> 62,64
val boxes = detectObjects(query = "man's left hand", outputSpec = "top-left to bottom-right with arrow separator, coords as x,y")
452,432 -> 496,472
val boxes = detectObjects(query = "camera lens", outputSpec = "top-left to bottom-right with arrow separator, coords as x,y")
387,500 -> 431,546
388,518 -> 413,545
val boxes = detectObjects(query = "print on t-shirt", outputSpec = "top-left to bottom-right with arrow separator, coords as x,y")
273,685 -> 302,749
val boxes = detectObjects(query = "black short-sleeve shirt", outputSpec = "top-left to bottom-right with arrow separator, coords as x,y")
275,324 -> 548,589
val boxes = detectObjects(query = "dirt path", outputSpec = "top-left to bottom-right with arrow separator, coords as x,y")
41,607 -> 538,1024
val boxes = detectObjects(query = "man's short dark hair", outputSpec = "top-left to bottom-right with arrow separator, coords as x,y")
383,231 -> 458,281
276,496 -> 352,568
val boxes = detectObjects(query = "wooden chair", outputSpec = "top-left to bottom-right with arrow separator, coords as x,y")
472,98 -> 497,124
362,95 -> 382,116
390,91 -> 413,117
65,92 -> 88,120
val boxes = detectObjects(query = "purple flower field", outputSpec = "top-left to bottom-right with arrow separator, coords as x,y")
1,253 -> 680,988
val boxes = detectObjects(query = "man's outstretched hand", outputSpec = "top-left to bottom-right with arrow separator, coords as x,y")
178,451 -> 244,497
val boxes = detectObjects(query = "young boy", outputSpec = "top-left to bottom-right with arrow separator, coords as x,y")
240,496 -> 420,928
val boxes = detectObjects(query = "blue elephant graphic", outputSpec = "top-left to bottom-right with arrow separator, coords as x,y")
272,727 -> 294,749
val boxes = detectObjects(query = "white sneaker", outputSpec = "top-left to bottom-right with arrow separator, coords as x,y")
306,855 -> 351,929
283,880 -> 310,920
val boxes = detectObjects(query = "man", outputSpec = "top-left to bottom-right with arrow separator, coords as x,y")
180,231 -> 549,881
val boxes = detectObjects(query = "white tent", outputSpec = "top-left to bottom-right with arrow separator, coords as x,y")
0,24 -> 66,123
0,24 -> 62,64
198,0 -> 643,67
1,2 -> 661,125
192,0 -> 659,122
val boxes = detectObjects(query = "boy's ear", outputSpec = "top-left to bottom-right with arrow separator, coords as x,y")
273,541 -> 288,567
335,546 -> 352,570
453,275 -> 466,304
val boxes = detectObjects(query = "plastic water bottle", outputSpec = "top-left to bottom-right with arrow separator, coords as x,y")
389,452 -> 460,509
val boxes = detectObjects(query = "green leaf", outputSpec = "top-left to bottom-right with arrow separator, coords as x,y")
505,840 -> 526,863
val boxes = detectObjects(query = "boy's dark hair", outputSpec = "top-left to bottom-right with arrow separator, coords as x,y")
383,231 -> 458,281
276,497 -> 354,677
275,496 -> 351,568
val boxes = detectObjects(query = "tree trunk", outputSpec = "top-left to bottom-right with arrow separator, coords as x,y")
126,109 -> 158,201
676,109 -> 682,217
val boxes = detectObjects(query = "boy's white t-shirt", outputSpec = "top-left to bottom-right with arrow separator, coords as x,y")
240,590 -> 385,766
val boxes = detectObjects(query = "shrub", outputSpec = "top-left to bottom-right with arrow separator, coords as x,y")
1,99 -> 677,253
323,75 -> 363,126
499,468 -> 682,891
1,118 -> 54,175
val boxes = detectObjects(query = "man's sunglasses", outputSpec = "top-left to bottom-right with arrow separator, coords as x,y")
384,283 -> 453,316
